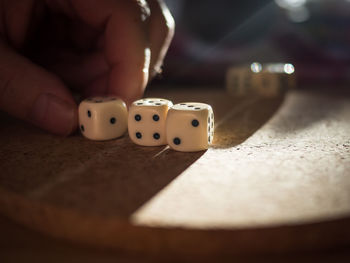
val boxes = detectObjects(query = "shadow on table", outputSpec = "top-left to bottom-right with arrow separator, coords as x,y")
29,136 -> 206,217
52,95 -> 285,217
0,89 -> 284,224
212,95 -> 285,149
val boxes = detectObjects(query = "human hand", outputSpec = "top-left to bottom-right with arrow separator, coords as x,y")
0,0 -> 174,135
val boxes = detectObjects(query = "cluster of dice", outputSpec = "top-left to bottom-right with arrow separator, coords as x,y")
226,62 -> 296,97
78,97 -> 214,152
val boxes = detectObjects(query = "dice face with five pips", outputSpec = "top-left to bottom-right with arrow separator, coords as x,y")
166,102 -> 214,152
128,98 -> 173,146
78,96 -> 128,141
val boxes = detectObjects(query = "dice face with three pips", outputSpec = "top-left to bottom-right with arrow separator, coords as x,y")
166,102 -> 214,152
79,96 -> 128,141
128,98 -> 173,146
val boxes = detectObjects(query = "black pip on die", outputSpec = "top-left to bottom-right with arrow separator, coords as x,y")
166,103 -> 214,152
128,98 -> 173,146
78,97 -> 128,140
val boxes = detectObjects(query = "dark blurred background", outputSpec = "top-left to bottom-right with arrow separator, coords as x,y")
155,0 -> 350,87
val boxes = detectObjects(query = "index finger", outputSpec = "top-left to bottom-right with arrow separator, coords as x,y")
105,1 -> 151,104
50,0 -> 151,103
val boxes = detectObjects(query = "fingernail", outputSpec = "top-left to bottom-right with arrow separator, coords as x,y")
29,93 -> 77,136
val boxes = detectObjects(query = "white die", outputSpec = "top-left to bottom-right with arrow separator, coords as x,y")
78,96 -> 128,141
128,98 -> 173,146
166,102 -> 214,152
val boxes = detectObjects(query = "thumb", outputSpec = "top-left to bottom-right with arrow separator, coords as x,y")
0,41 -> 77,135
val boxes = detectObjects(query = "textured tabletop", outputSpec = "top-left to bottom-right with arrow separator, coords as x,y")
0,87 -> 349,258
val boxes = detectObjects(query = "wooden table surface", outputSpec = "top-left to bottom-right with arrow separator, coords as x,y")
0,86 -> 349,262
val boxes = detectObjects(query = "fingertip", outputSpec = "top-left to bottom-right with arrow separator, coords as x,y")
83,73 -> 109,98
29,93 -> 78,136
108,53 -> 149,105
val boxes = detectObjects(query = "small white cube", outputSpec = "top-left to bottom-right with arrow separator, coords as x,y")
128,98 -> 173,146
166,102 -> 214,152
79,96 -> 128,141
